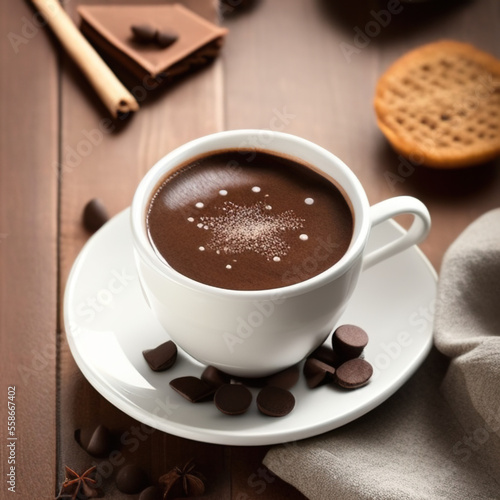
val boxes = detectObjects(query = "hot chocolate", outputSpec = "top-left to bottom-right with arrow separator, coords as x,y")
146,149 -> 353,290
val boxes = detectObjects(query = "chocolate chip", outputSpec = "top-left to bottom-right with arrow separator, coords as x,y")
82,198 -> 109,233
139,485 -> 163,500
234,365 -> 300,390
303,358 -> 336,388
308,344 -> 342,368
116,464 -> 149,494
214,384 -> 252,415
257,386 -> 295,417
267,364 -> 300,389
131,24 -> 157,43
231,375 -> 268,388
335,358 -> 373,389
75,424 -> 113,457
201,365 -> 231,389
169,376 -> 214,402
143,340 -> 177,371
332,324 -> 369,360
156,30 -> 178,48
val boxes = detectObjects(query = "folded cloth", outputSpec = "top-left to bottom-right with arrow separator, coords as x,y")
264,209 -> 500,500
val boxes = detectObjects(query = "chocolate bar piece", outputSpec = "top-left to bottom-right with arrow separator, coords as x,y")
78,3 -> 228,82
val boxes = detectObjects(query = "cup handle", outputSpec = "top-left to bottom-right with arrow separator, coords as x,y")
362,196 -> 431,270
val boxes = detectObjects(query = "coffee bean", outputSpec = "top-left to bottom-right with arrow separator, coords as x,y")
169,376 -> 215,402
139,485 -> 163,500
257,386 -> 295,417
332,324 -> 369,360
267,364 -> 300,390
82,198 -> 109,233
143,340 -> 177,371
214,383 -> 252,415
201,365 -> 231,389
75,424 -> 113,458
303,358 -> 335,389
156,30 -> 178,48
116,465 -> 149,494
131,24 -> 157,43
335,358 -> 373,389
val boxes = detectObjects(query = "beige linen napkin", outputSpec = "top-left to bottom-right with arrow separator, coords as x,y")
264,209 -> 500,500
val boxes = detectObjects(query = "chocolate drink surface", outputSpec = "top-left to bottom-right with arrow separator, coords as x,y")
146,150 -> 353,291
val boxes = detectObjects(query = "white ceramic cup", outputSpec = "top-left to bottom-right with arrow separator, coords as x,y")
131,130 -> 431,377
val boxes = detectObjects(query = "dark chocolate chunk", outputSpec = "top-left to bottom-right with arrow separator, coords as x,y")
116,464 -> 149,494
156,30 -> 178,48
75,424 -> 113,457
169,376 -> 214,402
257,386 -> 295,417
131,24 -> 157,43
201,365 -> 231,389
335,359 -> 373,389
82,198 -> 109,233
332,324 -> 369,360
221,0 -> 253,9
143,340 -> 177,371
303,358 -> 336,389
139,485 -> 163,500
267,364 -> 300,390
231,374 -> 268,388
214,383 -> 252,415
79,4 -> 228,83
308,344 -> 342,368
233,365 -> 300,389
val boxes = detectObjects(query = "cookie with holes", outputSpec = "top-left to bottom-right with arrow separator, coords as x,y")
374,40 -> 500,168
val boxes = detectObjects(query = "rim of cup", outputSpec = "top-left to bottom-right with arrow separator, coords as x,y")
131,130 -> 371,299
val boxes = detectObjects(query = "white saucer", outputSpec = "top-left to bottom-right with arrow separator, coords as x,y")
64,208 -> 437,446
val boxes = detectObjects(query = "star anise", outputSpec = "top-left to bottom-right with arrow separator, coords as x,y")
56,466 -> 102,499
159,459 -> 205,499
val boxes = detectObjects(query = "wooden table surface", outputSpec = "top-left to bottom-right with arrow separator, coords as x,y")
1,0 -> 499,498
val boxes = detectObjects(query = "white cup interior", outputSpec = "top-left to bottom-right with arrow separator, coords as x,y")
131,130 -> 371,297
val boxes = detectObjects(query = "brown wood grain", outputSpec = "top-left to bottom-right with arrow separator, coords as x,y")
370,0 -> 500,270
56,0 -> 230,498
1,0 -> 499,498
0,0 -> 59,497
223,0 -> 500,272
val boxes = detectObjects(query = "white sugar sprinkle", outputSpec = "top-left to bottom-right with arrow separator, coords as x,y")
187,217 -> 194,222
226,264 -> 232,269
219,189 -> 228,196
199,246 -> 205,251
273,256 -> 281,262
195,200 -> 304,260
299,234 -> 309,241
252,186 -> 261,193
195,202 -> 204,209
305,198 -> 314,205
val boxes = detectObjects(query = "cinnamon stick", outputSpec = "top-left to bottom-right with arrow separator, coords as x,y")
30,0 -> 139,117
